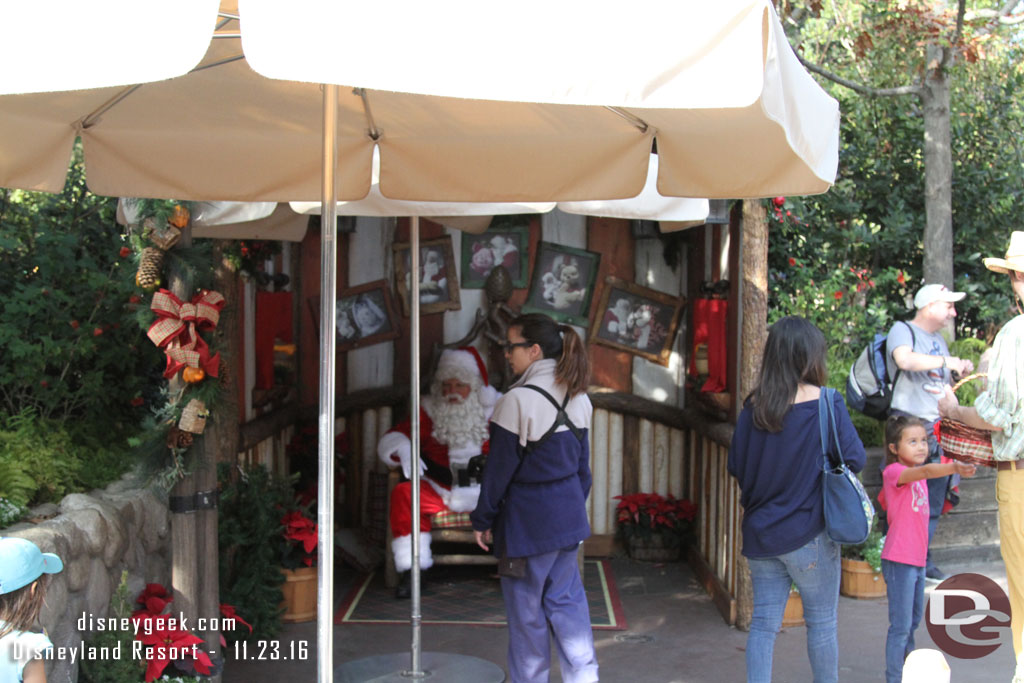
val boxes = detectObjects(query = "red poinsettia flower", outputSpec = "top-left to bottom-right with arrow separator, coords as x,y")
282,510 -> 318,554
135,616 -> 212,682
133,583 -> 172,617
218,602 -> 253,647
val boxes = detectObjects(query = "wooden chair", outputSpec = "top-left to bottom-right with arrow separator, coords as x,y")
383,468 -> 585,588
384,468 -> 496,588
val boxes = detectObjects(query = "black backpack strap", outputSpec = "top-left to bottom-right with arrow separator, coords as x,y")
521,384 -> 584,447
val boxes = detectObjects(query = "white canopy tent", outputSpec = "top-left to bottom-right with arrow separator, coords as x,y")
0,2 -> 839,680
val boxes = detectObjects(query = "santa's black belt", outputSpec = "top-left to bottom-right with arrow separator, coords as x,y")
510,473 -> 575,487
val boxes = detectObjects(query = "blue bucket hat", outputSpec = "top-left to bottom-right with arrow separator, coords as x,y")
0,537 -> 63,595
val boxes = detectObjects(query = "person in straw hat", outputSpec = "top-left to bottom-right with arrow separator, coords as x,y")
939,230 -> 1024,682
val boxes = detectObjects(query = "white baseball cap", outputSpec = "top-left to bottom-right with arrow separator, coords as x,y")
914,283 -> 966,309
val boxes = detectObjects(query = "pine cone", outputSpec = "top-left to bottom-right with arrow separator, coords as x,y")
135,247 -> 165,290
166,427 -> 194,449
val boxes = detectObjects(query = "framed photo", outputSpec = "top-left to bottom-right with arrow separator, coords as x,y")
589,276 -> 686,366
521,242 -> 601,327
460,224 -> 530,289
392,236 -> 461,316
317,280 -> 400,352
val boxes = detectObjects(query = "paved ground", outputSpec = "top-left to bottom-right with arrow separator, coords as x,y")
223,556 -> 1016,682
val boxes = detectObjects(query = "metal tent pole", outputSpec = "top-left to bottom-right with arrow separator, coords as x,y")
316,82 -> 338,683
408,216 -> 423,676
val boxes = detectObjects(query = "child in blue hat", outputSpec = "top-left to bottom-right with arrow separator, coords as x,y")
0,537 -> 64,682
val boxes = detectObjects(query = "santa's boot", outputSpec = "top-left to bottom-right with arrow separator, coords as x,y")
391,532 -> 433,599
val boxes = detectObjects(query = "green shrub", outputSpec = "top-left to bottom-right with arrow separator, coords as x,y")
218,463 -> 296,642
0,409 -> 134,505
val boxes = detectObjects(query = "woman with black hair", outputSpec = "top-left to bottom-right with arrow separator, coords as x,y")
728,316 -> 866,683
471,313 -> 598,683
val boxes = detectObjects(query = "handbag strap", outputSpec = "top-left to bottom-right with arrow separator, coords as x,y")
818,387 -> 847,469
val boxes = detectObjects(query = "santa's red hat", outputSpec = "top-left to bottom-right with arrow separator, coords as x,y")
435,347 -> 499,408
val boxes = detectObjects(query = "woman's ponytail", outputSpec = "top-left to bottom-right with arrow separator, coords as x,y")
555,324 -> 589,397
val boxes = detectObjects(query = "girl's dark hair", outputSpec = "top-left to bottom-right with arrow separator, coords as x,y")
884,415 -> 927,466
0,575 -> 47,639
750,316 -> 827,432
510,313 -> 589,396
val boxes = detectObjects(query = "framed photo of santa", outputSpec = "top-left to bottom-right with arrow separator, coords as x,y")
459,223 -> 530,289
589,276 -> 686,366
521,241 -> 601,327
392,236 -> 461,317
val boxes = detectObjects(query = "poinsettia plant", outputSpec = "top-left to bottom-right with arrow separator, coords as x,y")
614,493 -> 698,547
281,506 -> 318,569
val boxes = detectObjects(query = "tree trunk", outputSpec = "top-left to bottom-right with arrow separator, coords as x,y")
921,44 -> 955,291
735,199 -> 769,631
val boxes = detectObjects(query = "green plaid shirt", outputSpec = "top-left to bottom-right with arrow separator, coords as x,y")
975,313 -> 1024,461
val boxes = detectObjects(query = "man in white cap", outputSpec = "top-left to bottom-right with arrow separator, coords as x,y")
886,283 -> 975,580
940,231 -> 1024,681
378,347 -> 500,597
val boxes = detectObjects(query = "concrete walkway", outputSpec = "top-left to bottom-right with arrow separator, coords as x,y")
223,556 -> 1016,682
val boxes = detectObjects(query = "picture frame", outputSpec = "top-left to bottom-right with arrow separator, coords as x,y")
521,242 -> 601,327
311,280 -> 401,352
459,223 -> 530,289
392,236 -> 461,316
589,276 -> 686,366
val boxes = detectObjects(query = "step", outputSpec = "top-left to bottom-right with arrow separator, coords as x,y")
932,510 -> 999,549
931,542 -> 1003,567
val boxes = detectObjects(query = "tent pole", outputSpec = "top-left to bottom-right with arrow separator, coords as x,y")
409,216 -> 423,675
317,82 -> 338,683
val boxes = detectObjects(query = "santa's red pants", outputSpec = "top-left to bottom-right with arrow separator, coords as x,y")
390,480 -> 449,537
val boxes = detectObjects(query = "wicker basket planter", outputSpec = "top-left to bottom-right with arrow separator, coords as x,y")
840,558 -> 886,599
626,533 -> 682,562
782,590 -> 804,627
280,566 -> 317,623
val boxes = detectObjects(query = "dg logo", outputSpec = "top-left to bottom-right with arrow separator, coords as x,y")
925,573 -> 1012,659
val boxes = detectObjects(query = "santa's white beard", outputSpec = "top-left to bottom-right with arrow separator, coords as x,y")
430,394 -> 489,451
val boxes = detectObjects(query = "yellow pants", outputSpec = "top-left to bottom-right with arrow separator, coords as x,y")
997,466 -> 1024,664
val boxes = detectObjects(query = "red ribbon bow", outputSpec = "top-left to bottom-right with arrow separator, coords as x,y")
146,289 -> 225,379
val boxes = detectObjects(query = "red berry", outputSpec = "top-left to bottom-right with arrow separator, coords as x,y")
93,327 -> 103,337
70,320 -> 80,329
39,380 -> 49,388
41,288 -> 50,296
130,396 -> 144,407
129,295 -> 141,304
119,246 -> 132,258
773,196 -> 785,207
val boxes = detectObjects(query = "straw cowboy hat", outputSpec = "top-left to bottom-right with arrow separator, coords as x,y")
984,231 -> 1024,274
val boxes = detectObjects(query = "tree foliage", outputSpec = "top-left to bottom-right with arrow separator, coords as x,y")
0,145 -> 163,426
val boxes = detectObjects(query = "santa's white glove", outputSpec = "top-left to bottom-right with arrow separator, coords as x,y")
378,432 -> 425,479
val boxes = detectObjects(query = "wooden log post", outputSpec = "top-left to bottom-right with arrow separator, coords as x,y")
735,198 -> 769,631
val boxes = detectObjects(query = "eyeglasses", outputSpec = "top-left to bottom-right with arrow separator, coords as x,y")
502,341 -> 532,353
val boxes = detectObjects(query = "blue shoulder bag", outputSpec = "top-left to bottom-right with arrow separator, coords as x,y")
819,387 -> 874,545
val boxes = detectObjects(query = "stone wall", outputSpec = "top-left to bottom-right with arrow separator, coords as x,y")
3,474 -> 170,683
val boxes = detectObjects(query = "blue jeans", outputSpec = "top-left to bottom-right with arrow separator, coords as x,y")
881,559 -> 926,683
746,531 -> 841,683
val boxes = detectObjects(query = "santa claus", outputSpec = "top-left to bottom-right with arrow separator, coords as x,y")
377,346 -> 500,596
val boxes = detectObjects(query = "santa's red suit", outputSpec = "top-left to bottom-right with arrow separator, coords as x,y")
377,347 -> 499,572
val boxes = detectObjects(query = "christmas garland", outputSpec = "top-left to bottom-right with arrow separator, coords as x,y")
123,199 -> 224,491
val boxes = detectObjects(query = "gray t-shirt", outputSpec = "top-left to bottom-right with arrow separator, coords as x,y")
886,320 -> 951,421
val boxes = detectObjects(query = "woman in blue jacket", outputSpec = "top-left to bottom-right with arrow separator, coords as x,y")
728,316 -> 865,683
471,313 -> 598,683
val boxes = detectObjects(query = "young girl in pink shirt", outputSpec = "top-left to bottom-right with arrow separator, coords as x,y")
880,415 -> 977,683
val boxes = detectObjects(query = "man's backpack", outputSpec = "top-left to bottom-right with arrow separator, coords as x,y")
845,321 -> 916,420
